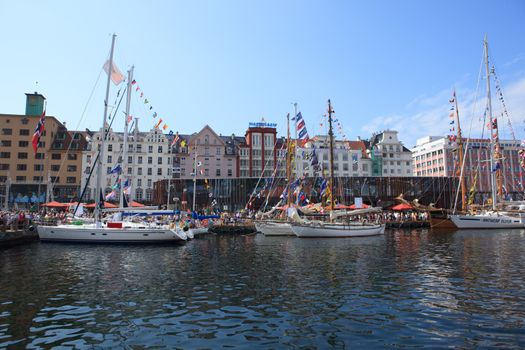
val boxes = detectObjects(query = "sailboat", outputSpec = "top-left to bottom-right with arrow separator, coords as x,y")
290,100 -> 386,238
449,37 -> 525,229
255,111 -> 296,236
38,34 -> 186,243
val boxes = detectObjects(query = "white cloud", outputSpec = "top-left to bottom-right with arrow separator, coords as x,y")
362,73 -> 525,148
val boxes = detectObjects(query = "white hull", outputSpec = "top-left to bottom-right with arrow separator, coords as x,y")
38,224 -> 187,243
291,222 -> 385,238
450,213 -> 524,229
255,221 -> 294,236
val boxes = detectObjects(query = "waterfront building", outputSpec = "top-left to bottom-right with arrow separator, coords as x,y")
365,130 -> 413,176
239,120 -> 280,178
81,120 -> 170,204
294,136 -> 372,177
169,125 -> 239,180
0,93 -> 87,205
412,136 -> 524,197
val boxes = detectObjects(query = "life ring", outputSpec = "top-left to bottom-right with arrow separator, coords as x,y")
28,225 -> 35,232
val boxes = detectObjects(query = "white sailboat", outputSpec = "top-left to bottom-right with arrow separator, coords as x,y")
290,100 -> 385,238
449,37 -> 525,229
254,109 -> 297,236
38,34 -> 186,243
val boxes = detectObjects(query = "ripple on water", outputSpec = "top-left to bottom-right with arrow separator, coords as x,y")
0,231 -> 525,348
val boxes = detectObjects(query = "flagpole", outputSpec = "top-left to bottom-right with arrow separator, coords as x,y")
484,37 -> 497,210
95,33 -> 116,224
120,65 -> 133,209
327,99 -> 335,213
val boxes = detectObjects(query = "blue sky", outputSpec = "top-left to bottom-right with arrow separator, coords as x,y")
1,0 -> 524,147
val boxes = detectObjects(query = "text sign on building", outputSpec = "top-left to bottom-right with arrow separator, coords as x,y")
249,122 -> 277,128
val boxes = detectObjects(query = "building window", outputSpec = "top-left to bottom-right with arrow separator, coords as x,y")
127,168 -> 132,175
0,152 -> 10,158
107,155 -> 112,163
17,164 -> 27,171
137,179 -> 142,187
148,157 -> 152,164
158,157 -> 162,164
67,165 -> 77,172
51,164 -> 60,171
138,156 -> 143,164
138,168 -> 143,175
18,152 -> 28,159
2,129 -> 12,135
127,156 -> 132,164
52,153 -> 61,160
148,168 -> 152,175
216,169 -> 221,177
16,176 -> 26,182
33,176 -> 43,182
148,145 -> 153,153
228,169 -> 233,177
108,144 -> 113,152
157,168 -> 162,176
0,164 -> 9,170
135,188 -> 143,200
158,146 -> 163,153
19,129 -> 30,136
67,177 -> 76,183
147,179 -> 152,187
216,148 -> 221,155
67,153 -> 77,160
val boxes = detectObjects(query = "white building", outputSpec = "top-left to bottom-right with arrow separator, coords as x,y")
368,130 -> 413,176
294,136 -> 372,177
81,121 -> 171,203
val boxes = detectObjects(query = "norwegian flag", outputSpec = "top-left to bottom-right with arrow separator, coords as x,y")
32,110 -> 46,155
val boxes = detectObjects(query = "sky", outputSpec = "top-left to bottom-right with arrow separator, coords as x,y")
1,0 -> 524,148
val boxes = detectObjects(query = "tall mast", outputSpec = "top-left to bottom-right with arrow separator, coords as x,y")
192,139 -> 198,212
454,91 -> 467,212
95,33 -> 116,223
484,37 -> 498,210
120,65 -> 133,208
286,113 -> 292,206
327,99 -> 335,212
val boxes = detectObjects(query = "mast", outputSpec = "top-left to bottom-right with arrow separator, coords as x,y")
95,33 -> 116,223
286,113 -> 292,206
484,37 -> 498,210
120,65 -> 133,208
454,91 -> 467,212
192,139 -> 198,212
327,99 -> 335,212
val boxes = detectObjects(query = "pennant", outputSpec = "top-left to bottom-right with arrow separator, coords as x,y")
107,164 -> 122,174
153,112 -> 158,118
181,140 -> 187,148
105,190 -> 116,201
144,99 -> 149,104
163,124 -> 168,130
140,92 -> 144,98
154,118 -> 163,129
127,115 -> 132,123
136,86 -> 140,92
171,132 -> 180,147
131,79 -> 136,85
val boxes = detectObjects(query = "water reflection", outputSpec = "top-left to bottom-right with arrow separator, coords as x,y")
1,229 -> 524,348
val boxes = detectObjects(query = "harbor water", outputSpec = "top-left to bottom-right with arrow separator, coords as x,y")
1,229 -> 525,349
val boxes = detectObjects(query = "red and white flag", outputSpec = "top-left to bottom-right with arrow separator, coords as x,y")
32,110 -> 46,155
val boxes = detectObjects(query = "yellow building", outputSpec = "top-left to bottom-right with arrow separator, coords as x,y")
0,93 -> 87,207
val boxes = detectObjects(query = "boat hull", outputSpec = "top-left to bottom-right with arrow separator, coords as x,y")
37,224 -> 187,243
192,227 -> 209,236
450,213 -> 524,229
255,221 -> 294,236
291,223 -> 385,238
